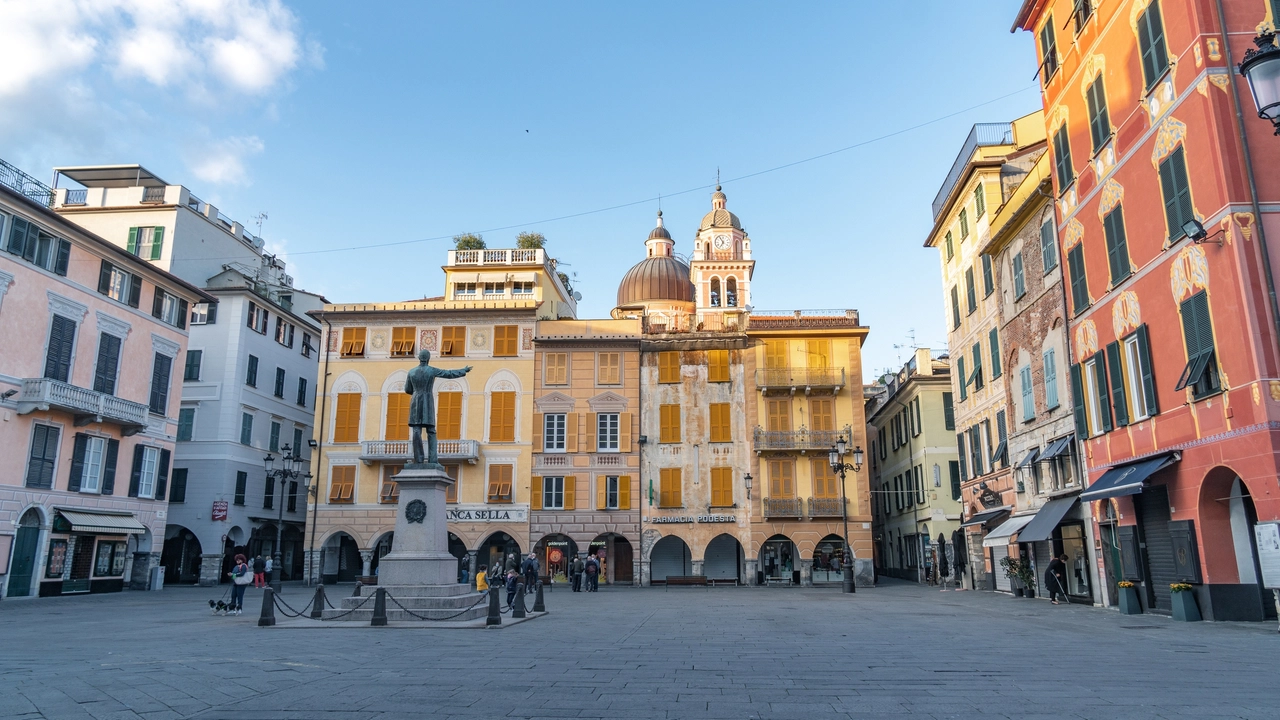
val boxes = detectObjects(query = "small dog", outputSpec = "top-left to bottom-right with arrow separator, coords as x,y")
209,599 -> 230,615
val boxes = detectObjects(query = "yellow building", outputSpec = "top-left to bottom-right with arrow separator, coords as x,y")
304,247 -> 575,584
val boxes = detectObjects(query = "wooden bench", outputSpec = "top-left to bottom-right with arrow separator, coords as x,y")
707,578 -> 738,587
663,575 -> 708,588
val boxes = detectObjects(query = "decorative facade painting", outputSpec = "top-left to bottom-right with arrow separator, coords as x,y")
1170,245 -> 1210,303
522,327 -> 534,351
1074,319 -> 1099,363
1112,291 -> 1142,339
420,328 -> 438,352
1098,179 -> 1124,218
1151,116 -> 1188,167
1063,217 -> 1085,251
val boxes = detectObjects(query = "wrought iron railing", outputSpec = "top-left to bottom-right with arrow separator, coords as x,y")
0,159 -> 55,207
752,425 -> 852,451
808,497 -> 847,518
763,497 -> 803,517
361,439 -> 479,461
17,377 -> 148,427
755,367 -> 846,389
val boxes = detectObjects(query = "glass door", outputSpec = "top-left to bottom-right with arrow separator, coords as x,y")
1057,523 -> 1092,601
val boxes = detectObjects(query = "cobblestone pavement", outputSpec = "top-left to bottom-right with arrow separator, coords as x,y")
1,579 -> 1277,719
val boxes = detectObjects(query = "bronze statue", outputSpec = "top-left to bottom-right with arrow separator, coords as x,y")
405,349 -> 472,467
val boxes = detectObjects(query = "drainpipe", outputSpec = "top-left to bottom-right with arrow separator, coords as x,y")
307,314 -> 334,585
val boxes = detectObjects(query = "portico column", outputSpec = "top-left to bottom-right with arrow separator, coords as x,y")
467,550 -> 478,590
799,558 -> 813,587
746,558 -> 759,586
691,559 -> 704,576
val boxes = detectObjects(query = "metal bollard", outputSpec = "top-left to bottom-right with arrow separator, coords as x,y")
486,586 -> 501,626
371,587 -> 388,627
533,580 -> 546,612
512,582 -> 527,619
352,581 -> 363,597
310,584 -> 326,619
258,587 -> 276,627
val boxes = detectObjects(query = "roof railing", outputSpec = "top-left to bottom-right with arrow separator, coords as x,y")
931,122 -> 1014,220
0,158 -> 55,207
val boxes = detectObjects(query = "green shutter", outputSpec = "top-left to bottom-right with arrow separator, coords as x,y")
957,356 -> 968,401
1041,221 -> 1058,271
1138,2 -> 1169,89
951,286 -> 961,328
128,444 -> 144,497
68,434 -> 88,492
1170,147 -> 1194,235
126,227 -> 138,255
966,267 -> 976,312
1136,324 -> 1159,414
1104,206 -> 1130,283
971,342 -> 982,388
989,328 -> 1001,379
1068,245 -> 1088,313
982,254 -> 994,296
1093,352 -> 1113,433
150,227 -> 164,260
1106,341 -> 1129,427
975,184 -> 986,216
1070,363 -> 1088,437
101,438 -> 119,495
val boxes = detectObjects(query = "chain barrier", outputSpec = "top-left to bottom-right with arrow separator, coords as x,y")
318,592 -> 375,620
383,591 -> 489,622
272,593 -> 315,618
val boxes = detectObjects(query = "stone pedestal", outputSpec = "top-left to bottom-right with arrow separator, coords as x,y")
367,465 -> 459,587
853,559 -> 875,588
199,554 -> 223,587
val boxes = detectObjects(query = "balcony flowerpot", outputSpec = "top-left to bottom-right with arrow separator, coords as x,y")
1171,587 -> 1201,622
1118,585 -> 1142,614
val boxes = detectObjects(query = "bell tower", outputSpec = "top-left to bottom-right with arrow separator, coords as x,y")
690,186 -> 754,329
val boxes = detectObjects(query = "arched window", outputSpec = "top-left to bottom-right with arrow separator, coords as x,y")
726,277 -> 738,307
709,278 -> 721,307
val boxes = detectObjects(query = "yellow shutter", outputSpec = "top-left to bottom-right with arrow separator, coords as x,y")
767,399 -> 791,432
586,412 -> 597,452
765,339 -> 787,368
437,391 -> 462,440
597,476 -> 607,509
670,468 -> 682,507
494,325 -> 518,356
806,339 -> 831,369
709,403 -> 730,442
708,349 -> 729,382
711,467 -> 732,506
658,351 -> 680,383
564,476 -> 576,510
810,398 -> 833,432
441,326 -> 465,356
531,476 -> 543,510
445,465 -> 458,503
533,412 -> 544,452
619,412 -> 632,452
660,405 -> 680,443
490,392 -> 515,442
385,393 -> 410,441
565,413 -> 578,453
335,393 -> 361,443
769,460 -> 794,498
598,352 -> 620,384
618,475 -> 630,510
391,327 -> 415,356
546,353 -> 567,384
341,327 -> 367,357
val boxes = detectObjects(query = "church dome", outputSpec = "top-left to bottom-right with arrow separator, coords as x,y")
699,185 -> 741,231
648,210 -> 672,241
616,256 -> 694,306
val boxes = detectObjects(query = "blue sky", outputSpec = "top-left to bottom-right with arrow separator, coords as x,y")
0,1 -> 1038,379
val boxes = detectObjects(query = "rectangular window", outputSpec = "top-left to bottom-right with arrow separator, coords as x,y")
965,267 -> 977,314
127,226 -> 164,259
1073,0 -> 1094,32
970,342 -> 984,391
1104,205 -> 1131,284
272,318 -> 295,348
1013,252 -> 1026,299
170,468 -> 188,503
1021,365 -> 1035,421
709,403 -> 731,442
269,421 -> 281,453
93,332 -> 122,395
483,282 -> 504,296
658,351 -> 680,382
487,464 -> 513,503
598,352 -> 621,384
544,413 -> 566,451
293,428 -> 304,457
454,282 -> 476,299
945,231 -> 954,261
989,329 -> 1001,379
493,325 -> 518,356
390,326 -> 415,357
1158,146 -> 1194,241
441,326 -> 466,356
246,355 -> 259,387
805,339 -> 831,369
812,459 -> 838,499
340,327 -> 366,357
25,424 -> 60,489
234,471 -> 247,505
1137,0 -> 1170,89
951,286 -> 961,329
273,367 -> 286,398
444,464 -> 459,503
810,398 -> 834,432
151,289 -> 186,329
489,391 -> 516,442
296,377 -> 308,407
149,353 -> 172,414
974,184 -> 986,217
136,445 -> 159,499
597,412 -> 620,450
385,393 -> 410,442
189,302 -> 216,326
1083,357 -> 1105,436
1053,125 -> 1074,191
766,398 -> 791,431
1067,244 -> 1089,314
329,466 -> 355,504
768,459 -> 794,498
949,461 -> 961,501
959,208 -> 969,239
1040,219 -> 1058,273
263,476 -> 274,509
707,349 -> 730,382
381,464 -> 403,504
659,468 -> 682,508
437,391 -> 462,440
334,393 -> 361,443
545,352 -> 568,384
1176,290 -> 1220,398
246,302 -> 268,334
1122,327 -> 1158,420
301,332 -> 314,358
541,476 -> 565,509
942,392 -> 955,430
512,281 -> 534,295
288,481 -> 298,512
97,260 -> 140,308
957,356 -> 968,402
240,412 -> 254,445
6,217 -> 71,275
177,408 -> 195,441
183,348 -> 202,382
981,254 -> 994,297
1044,348 -> 1060,410
1086,76 -> 1111,152
1039,17 -> 1059,82
711,467 -> 734,506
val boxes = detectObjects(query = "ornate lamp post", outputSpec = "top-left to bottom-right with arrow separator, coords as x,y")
264,444 -> 311,593
829,435 -> 864,594
1240,32 -> 1280,134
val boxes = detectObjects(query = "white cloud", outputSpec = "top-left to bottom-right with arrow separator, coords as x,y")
187,135 -> 264,185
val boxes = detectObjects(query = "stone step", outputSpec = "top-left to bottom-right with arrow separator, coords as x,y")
350,583 -> 475,598
339,592 -> 487,611
320,605 -> 489,623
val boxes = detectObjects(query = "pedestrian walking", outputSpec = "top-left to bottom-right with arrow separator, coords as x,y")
476,565 -> 489,592
228,554 -> 252,614
521,552 -> 539,591
264,556 -> 273,576
585,555 -> 600,592
1046,553 -> 1069,604
571,555 -> 584,592
504,570 -> 519,608
504,553 -> 517,574
252,554 -> 266,588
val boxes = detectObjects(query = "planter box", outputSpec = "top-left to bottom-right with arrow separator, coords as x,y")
1172,591 -> 1202,622
1118,586 -> 1142,614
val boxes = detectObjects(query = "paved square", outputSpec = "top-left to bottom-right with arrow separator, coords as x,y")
1,581 -> 1277,719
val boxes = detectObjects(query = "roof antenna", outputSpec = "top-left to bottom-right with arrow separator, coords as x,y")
716,167 -> 720,187
254,211 -> 268,239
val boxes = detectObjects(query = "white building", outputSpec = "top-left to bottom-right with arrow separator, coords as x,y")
51,165 -> 324,586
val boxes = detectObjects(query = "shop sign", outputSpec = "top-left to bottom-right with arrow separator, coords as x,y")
697,514 -> 736,523
212,501 -> 229,522
648,514 -> 736,524
1256,523 -> 1280,588
978,488 -> 1003,509
650,516 -> 693,524
447,504 -> 528,523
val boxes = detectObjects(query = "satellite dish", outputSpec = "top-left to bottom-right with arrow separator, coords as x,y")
573,292 -> 583,301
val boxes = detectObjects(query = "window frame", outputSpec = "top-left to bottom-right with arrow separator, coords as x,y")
1039,16 -> 1060,84
1013,252 -> 1026,299
597,411 -> 621,451
1040,219 -> 1058,274
486,464 -> 514,504
177,407 -> 195,441
183,348 -> 202,382
340,327 -> 366,357
542,476 -> 565,510
493,325 -> 519,357
544,412 -> 567,452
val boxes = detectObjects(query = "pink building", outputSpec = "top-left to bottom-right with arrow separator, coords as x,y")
0,164 -> 209,598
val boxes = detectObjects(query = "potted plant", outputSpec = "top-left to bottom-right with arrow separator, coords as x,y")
1117,580 -> 1142,614
999,556 -> 1035,597
1170,582 -> 1202,621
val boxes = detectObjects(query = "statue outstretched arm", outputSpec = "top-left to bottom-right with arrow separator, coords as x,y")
436,366 -> 472,379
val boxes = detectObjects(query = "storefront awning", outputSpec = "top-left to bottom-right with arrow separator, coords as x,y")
1016,448 -> 1039,469
56,509 -> 147,535
1040,435 -> 1074,460
1080,452 -> 1179,502
1017,497 -> 1078,543
961,506 -> 1011,527
982,514 -> 1035,547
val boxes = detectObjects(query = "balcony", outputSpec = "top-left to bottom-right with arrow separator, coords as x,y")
752,425 -> 853,453
448,248 -> 545,266
763,497 -> 804,518
1,158 -> 55,207
15,378 -> 148,434
755,367 -> 846,394
807,497 -> 848,518
360,439 -> 480,464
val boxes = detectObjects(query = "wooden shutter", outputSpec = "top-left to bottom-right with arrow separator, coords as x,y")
658,351 -> 680,382
617,475 -> 630,510
966,267 -> 976,311
1068,245 -> 1088,312
809,399 -> 833,432
1092,352 -> 1113,432
806,340 -> 831,369
707,349 -> 729,382
67,434 -> 88,492
659,405 -> 679,443
769,460 -> 794,498
150,227 -> 164,260
1021,365 -> 1034,420
531,476 -> 543,510
100,438 -> 119,495
659,468 -> 682,508
155,449 -> 170,500
494,326 -> 517,356
767,399 -> 790,432
711,467 -> 733,506
619,412 -> 632,452
598,353 -> 619,384
437,391 -> 462,440
445,464 -> 458,503
957,356 -> 967,401
1170,148 -> 1193,235
128,444 -> 144,497
93,333 -> 121,394
586,412 -> 598,452
810,459 -> 834,498
565,413 -> 579,453
334,393 -> 361,443
1138,2 -> 1168,88
385,393 -> 410,441
546,353 -> 566,384
1070,363 -> 1088,437
1106,341 -> 1129,427
709,403 -> 730,442
597,476 -> 607,509
489,392 -> 515,442
1136,324 -> 1159,414
44,315 -> 75,382
532,412 -> 544,452
149,353 -> 171,414
989,329 -> 1001,379
564,476 -> 576,510
441,326 -> 465,356
127,227 -> 139,255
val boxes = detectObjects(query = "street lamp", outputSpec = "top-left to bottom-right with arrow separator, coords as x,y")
829,435 -> 864,594
1240,31 -> 1280,135
264,444 -> 311,593
744,473 -> 753,500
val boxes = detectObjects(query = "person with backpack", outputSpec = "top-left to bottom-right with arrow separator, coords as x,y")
228,554 -> 252,615
504,570 -> 520,608
571,555 -> 584,592
521,552 -> 539,592
584,555 -> 600,592
252,554 -> 267,588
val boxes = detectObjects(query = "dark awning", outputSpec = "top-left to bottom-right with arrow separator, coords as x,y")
1017,497 -> 1079,543
1016,448 -> 1040,469
1080,452 -> 1179,502
1040,435 -> 1074,460
960,506 -> 1011,527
